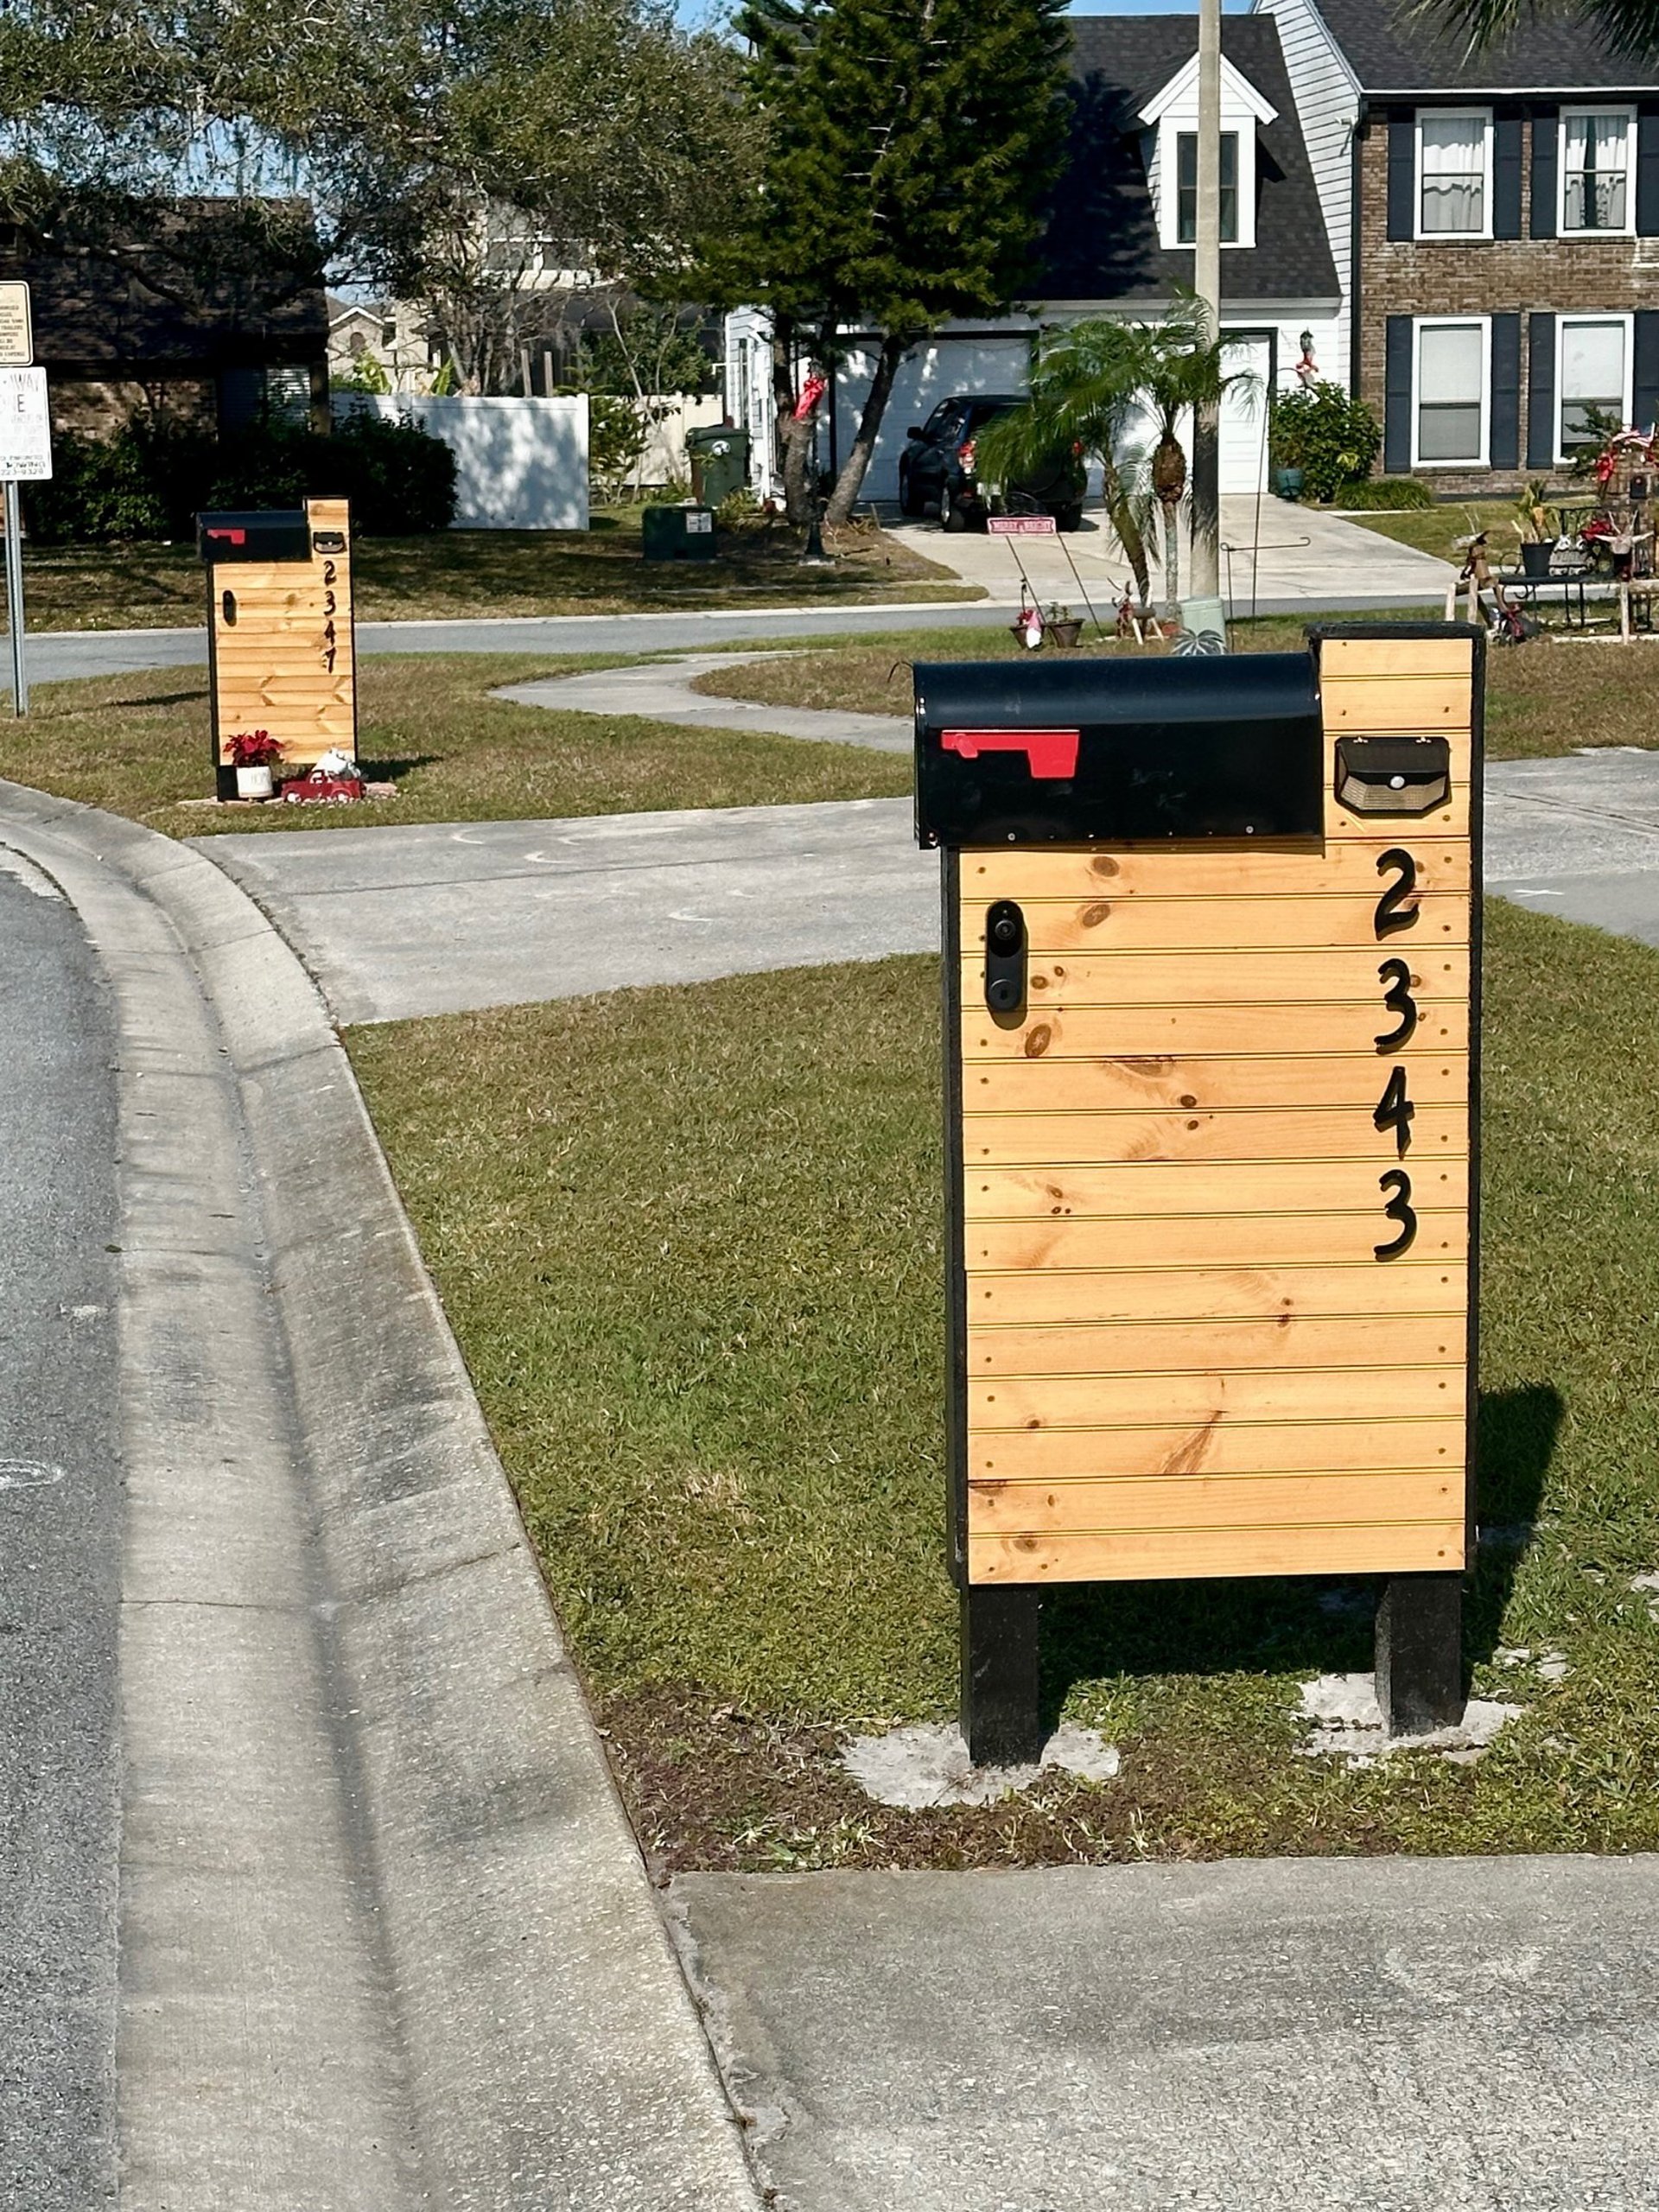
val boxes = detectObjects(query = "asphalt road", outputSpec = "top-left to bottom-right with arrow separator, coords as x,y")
0,855 -> 120,2209
24,588 -> 1446,689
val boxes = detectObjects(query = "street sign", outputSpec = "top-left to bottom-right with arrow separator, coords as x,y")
916,626 -> 1484,1759
0,368 -> 52,480
987,514 -> 1057,536
0,283 -> 32,367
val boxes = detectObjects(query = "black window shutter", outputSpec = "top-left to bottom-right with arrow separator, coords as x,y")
1636,312 -> 1659,433
1491,315 -> 1522,467
1638,102 -> 1659,235
1494,109 -> 1523,238
1385,316 -> 1414,474
1530,104 -> 1559,238
1388,110 -> 1416,241
1527,312 -> 1558,469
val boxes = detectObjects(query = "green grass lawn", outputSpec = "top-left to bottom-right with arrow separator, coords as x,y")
690,615 -> 1659,762
1348,499 -> 1515,568
21,510 -> 974,632
347,903 -> 1659,1873
0,655 -> 906,836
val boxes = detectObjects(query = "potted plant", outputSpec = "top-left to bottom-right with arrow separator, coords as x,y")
1513,480 -> 1555,578
1046,601 -> 1084,648
227,729 -> 284,800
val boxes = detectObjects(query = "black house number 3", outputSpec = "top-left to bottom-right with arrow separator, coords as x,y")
1371,849 -> 1420,1260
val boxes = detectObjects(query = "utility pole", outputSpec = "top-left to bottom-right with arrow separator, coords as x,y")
1188,0 -> 1224,640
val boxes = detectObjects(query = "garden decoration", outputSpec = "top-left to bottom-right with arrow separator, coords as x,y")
914,626 -> 1484,1764
199,498 -> 356,802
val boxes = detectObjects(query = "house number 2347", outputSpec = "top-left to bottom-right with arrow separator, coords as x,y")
1371,848 -> 1420,1261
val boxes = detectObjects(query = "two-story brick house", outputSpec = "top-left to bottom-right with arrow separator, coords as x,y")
1257,0 -> 1659,493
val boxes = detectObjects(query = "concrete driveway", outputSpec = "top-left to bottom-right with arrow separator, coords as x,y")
884,495 -> 1456,613
200,749 -> 1659,1027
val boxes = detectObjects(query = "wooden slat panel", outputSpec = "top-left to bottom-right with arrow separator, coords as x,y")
963,1004 -> 1470,1058
969,1468 -> 1460,1534
972,1366 -> 1463,1428
969,1312 -> 1465,1376
968,1520 -> 1465,1583
1325,790 -> 1469,838
965,1052 -> 1469,1112
967,1157 -> 1469,1220
1321,674 -> 1472,731
970,1210 -> 1467,1270
965,1103 -> 1466,1166
968,893 -> 1469,954
970,1261 -> 1468,1324
970,1415 -> 1466,1480
963,840 -> 1471,900
1319,638 -> 1476,680
962,948 -> 1471,1006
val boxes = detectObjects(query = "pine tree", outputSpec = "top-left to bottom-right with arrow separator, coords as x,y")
715,0 -> 1071,522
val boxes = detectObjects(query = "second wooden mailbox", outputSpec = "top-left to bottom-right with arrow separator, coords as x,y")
915,625 -> 1484,1763
200,497 -> 357,799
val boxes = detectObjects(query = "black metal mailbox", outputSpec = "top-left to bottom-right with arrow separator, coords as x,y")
197,510 -> 315,565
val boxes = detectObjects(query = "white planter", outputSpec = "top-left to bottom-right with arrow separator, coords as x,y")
235,765 -> 275,800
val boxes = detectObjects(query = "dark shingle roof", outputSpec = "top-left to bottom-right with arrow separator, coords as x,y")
0,201 -> 327,370
1035,16 -> 1338,306
1313,0 -> 1658,94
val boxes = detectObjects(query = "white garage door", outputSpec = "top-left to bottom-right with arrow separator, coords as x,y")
1220,335 -> 1272,496
835,337 -> 1033,503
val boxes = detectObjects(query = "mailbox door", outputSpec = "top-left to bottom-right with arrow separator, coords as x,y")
207,496 -> 356,784
944,628 -> 1480,1589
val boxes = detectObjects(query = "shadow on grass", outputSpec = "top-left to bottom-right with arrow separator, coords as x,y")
1034,1382 -> 1562,1722
359,754 -> 440,785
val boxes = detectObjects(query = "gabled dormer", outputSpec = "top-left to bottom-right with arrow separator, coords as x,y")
1139,52 -> 1279,252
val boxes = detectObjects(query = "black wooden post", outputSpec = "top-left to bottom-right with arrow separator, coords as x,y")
960,1586 -> 1043,1766
1375,1573 -> 1464,1736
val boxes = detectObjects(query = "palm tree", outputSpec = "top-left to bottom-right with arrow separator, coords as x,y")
1418,0 -> 1659,50
974,319 -> 1157,613
975,296 -> 1251,623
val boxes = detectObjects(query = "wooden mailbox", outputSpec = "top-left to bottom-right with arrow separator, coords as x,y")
915,625 -> 1484,1762
200,497 -> 356,798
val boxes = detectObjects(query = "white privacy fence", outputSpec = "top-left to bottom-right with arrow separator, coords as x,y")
334,392 -> 590,530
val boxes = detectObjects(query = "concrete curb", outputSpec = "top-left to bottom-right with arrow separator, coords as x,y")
0,779 -> 761,2211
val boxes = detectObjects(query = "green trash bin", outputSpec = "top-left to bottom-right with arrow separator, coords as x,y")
686,425 -> 751,509
642,504 -> 717,562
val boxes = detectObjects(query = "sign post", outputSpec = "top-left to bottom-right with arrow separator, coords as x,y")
0,288 -> 48,719
915,625 -> 1484,1761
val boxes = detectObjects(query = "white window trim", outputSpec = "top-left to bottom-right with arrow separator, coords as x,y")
1154,121 -> 1257,251
1414,107 -> 1494,244
1555,310 -> 1635,462
1411,315 -> 1491,472
1559,104 -> 1637,238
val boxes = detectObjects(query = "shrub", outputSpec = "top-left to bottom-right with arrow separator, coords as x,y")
1330,475 -> 1434,511
1269,381 -> 1382,503
23,406 -> 457,544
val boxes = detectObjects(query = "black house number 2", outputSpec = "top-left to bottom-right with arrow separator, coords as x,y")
1371,849 -> 1420,1260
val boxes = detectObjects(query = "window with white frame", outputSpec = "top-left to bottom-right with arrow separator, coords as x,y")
1559,315 -> 1631,454
1414,320 -> 1488,466
1175,131 -> 1239,244
1561,107 -> 1634,232
1418,111 -> 1491,237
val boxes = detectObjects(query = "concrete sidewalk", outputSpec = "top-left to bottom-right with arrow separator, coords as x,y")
495,652 -> 911,752
674,1854 -> 1659,2212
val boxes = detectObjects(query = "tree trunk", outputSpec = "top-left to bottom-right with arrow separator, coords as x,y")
770,316 -> 801,513
826,329 -> 908,525
1160,498 -> 1181,623
1102,461 -> 1151,610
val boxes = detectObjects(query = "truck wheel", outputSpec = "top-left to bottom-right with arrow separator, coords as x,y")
899,465 -> 925,518
940,481 -> 967,533
1056,503 -> 1084,533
